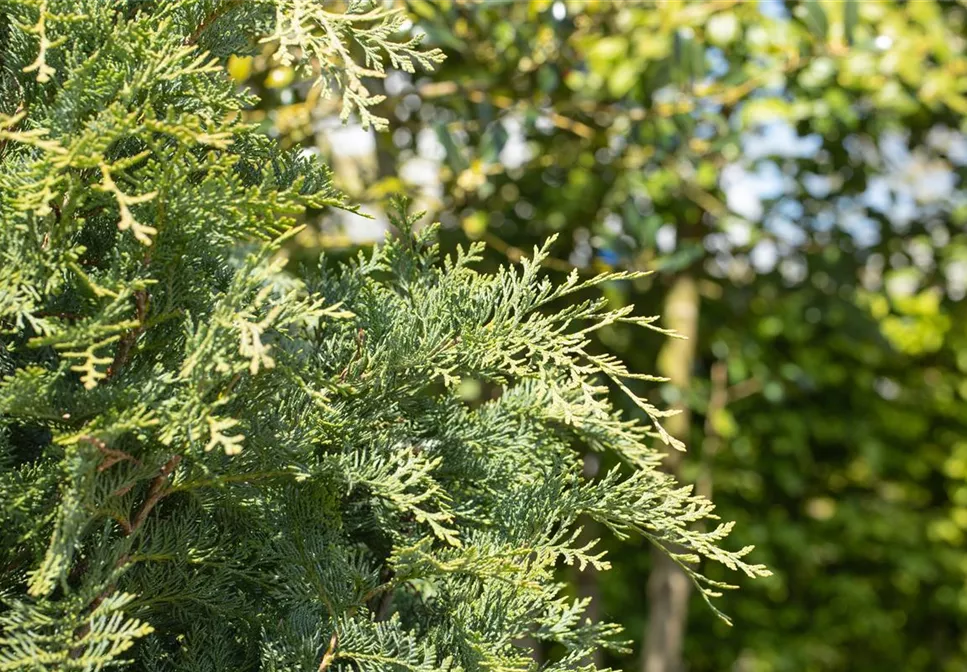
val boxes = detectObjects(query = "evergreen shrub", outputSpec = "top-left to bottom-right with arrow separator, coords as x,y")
0,2 -> 767,669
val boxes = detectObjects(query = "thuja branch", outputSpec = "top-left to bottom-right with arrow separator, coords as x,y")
0,4 -> 767,669
129,454 -> 182,534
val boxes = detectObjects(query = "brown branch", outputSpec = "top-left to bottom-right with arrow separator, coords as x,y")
318,631 -> 338,671
112,482 -> 136,498
79,435 -> 142,472
109,451 -> 183,536
111,514 -> 133,535
106,289 -> 148,379
129,453 -> 181,534
68,448 -> 179,655
185,0 -> 243,46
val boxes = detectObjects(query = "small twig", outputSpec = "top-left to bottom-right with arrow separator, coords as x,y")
112,514 -> 133,535
221,372 -> 242,398
129,454 -> 181,534
318,631 -> 338,671
338,327 -> 366,382
79,436 -> 142,472
106,289 -> 148,379
185,0 -> 242,46
726,377 -> 761,404
112,482 -> 136,498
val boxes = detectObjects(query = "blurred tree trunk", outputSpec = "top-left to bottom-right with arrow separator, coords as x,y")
642,273 -> 699,672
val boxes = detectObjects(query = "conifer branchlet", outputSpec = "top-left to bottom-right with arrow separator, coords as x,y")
0,2 -> 768,669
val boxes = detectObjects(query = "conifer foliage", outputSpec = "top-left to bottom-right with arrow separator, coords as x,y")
0,2 -> 768,669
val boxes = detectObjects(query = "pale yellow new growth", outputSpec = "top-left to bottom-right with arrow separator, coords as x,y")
19,1 -> 66,83
97,163 -> 159,245
205,415 -> 245,455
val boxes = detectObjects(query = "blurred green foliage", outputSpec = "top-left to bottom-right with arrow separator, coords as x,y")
250,0 -> 967,669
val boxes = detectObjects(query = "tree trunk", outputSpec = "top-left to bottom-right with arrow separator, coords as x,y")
642,273 -> 700,672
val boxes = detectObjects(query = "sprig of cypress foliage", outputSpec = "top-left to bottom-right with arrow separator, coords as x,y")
0,1 -> 768,670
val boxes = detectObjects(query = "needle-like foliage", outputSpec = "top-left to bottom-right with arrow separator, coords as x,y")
0,1 -> 768,670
